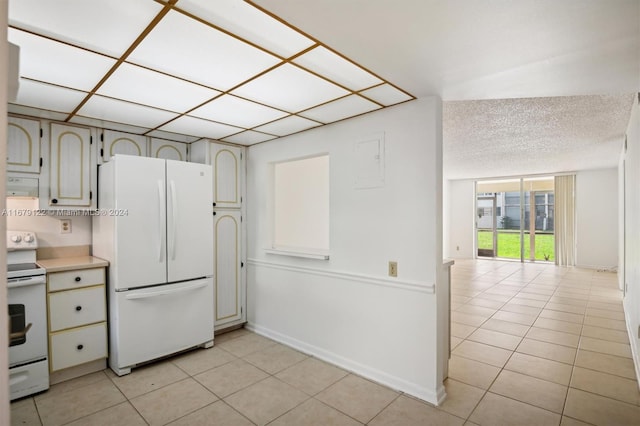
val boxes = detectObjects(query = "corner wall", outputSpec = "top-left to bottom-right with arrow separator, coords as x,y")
444,179 -> 475,259
575,168 -> 618,270
621,94 -> 640,382
246,98 -> 445,403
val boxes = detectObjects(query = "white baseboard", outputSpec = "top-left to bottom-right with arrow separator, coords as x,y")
246,322 -> 444,406
623,299 -> 640,386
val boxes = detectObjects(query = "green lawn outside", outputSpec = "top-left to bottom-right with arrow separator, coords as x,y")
477,231 -> 555,261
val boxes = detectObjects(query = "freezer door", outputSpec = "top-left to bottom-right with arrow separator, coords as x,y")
166,160 -> 214,282
110,278 -> 214,370
113,155 -> 167,289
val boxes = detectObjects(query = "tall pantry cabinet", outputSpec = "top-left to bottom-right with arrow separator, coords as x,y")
190,140 -> 246,331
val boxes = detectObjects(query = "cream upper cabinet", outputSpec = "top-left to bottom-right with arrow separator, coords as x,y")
214,210 -> 244,330
150,138 -> 187,161
7,116 -> 41,173
49,123 -> 92,207
211,143 -> 243,209
102,130 -> 146,162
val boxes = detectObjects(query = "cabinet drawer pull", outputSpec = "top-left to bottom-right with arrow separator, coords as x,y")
74,276 -> 81,282
76,344 -> 84,351
51,198 -> 58,204
75,305 -> 82,311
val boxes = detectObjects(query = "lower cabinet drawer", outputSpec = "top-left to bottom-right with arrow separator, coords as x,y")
48,286 -> 106,332
50,322 -> 107,372
48,268 -> 105,292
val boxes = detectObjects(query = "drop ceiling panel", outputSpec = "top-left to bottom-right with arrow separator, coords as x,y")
253,115 -> 321,136
12,79 -> 87,114
190,94 -> 288,128
300,95 -> 381,123
294,46 -> 383,91
69,116 -> 152,135
360,84 -> 414,106
8,104 -> 69,122
158,115 -> 243,139
78,95 -> 178,129
145,130 -> 200,143
232,63 -> 350,112
97,62 -> 221,113
127,10 -> 281,91
147,130 -> 200,143
176,0 -> 314,58
8,29 -> 116,91
9,0 -> 163,57
223,130 -> 276,145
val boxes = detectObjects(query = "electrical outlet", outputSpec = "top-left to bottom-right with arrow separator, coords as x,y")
60,219 -> 71,234
456,245 -> 460,251
388,261 -> 398,277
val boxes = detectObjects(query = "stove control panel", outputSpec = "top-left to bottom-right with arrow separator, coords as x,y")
7,231 -> 38,251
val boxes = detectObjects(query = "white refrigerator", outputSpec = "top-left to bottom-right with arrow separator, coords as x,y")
93,155 -> 214,376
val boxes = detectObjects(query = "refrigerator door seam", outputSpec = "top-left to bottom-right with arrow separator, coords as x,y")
157,180 -> 165,263
169,180 -> 177,261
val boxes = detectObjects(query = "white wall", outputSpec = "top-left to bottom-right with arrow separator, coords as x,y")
246,98 -> 445,404
5,198 -> 92,248
444,179 -> 475,259
575,168 -> 618,269
621,94 -> 640,383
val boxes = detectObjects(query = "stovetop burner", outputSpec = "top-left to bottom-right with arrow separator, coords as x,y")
8,263 -> 41,272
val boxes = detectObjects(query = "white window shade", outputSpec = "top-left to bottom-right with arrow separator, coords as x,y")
273,155 -> 329,255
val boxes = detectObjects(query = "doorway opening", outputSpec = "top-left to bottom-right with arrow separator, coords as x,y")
476,177 -> 555,262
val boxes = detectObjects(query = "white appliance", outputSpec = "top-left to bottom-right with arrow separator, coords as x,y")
7,230 -> 49,400
93,155 -> 214,376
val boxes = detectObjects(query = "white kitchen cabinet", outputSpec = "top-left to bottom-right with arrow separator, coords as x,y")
211,144 -> 243,209
150,138 -> 187,161
191,140 -> 246,331
7,116 -> 41,173
214,210 -> 244,330
46,267 -> 107,374
48,123 -> 93,207
102,129 -> 147,162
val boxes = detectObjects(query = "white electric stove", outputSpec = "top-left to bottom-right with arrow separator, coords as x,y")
7,230 -> 49,400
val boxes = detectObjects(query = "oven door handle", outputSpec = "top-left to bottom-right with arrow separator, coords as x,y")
7,275 -> 46,288
9,322 -> 32,340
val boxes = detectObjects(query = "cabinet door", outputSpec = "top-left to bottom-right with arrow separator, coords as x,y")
211,143 -> 243,209
151,138 -> 187,161
102,130 -> 146,162
7,116 -> 40,173
49,123 -> 92,207
214,210 -> 244,330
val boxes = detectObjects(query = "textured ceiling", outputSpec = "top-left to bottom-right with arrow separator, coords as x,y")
255,0 -> 640,179
443,95 -> 635,179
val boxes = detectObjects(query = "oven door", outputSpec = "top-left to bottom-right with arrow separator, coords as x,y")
8,275 -> 48,367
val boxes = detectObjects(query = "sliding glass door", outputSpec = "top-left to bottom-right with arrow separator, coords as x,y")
523,177 -> 555,262
476,177 -> 554,262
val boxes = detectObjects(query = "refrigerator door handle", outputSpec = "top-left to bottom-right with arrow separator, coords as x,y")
157,180 -> 165,263
169,180 -> 178,260
124,281 -> 207,300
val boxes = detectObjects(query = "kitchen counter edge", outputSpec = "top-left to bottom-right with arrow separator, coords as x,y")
37,256 -> 109,273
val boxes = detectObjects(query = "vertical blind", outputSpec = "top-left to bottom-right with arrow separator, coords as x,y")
554,174 -> 576,266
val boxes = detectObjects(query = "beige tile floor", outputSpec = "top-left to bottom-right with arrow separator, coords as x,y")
10,259 -> 640,425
